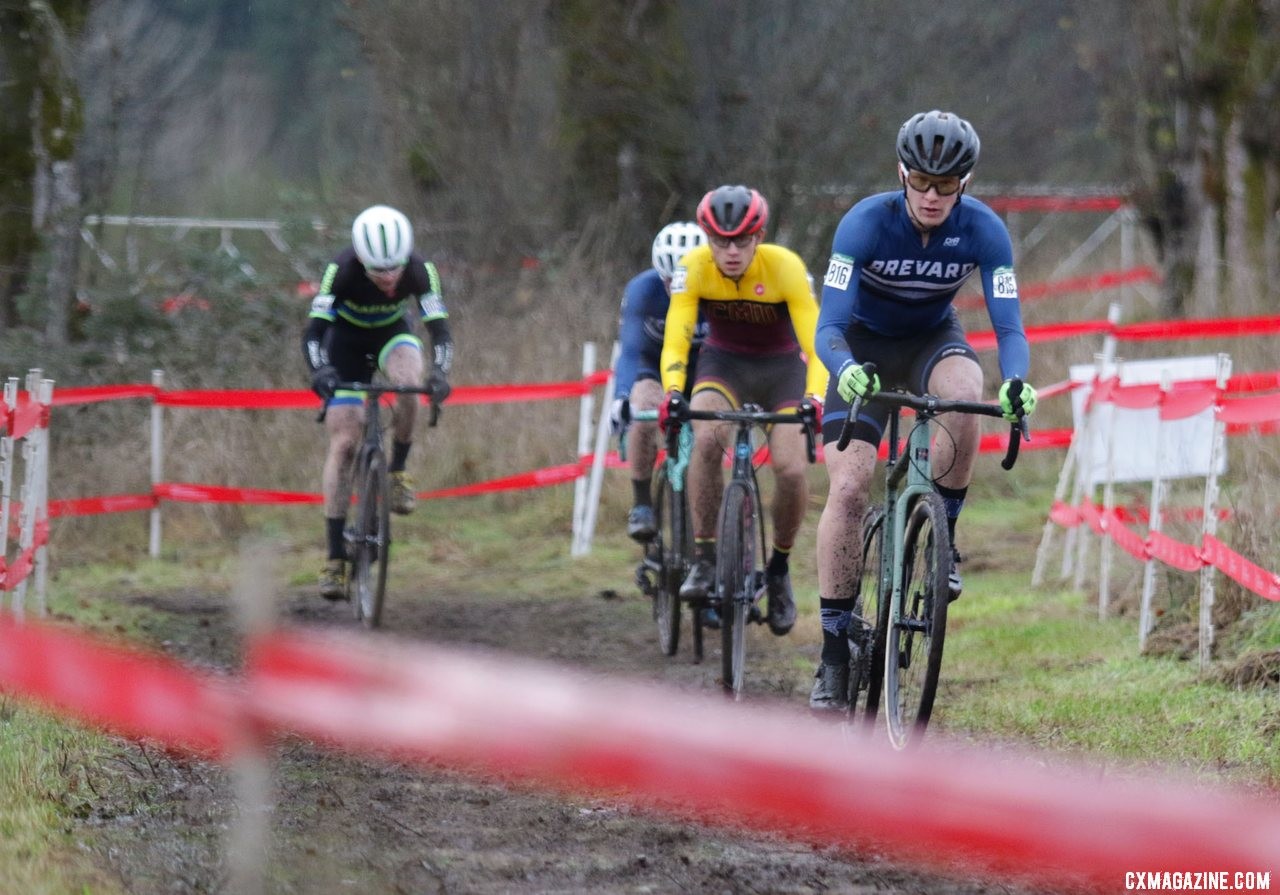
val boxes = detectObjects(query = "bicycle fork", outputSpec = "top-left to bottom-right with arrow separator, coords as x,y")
887,433 -> 935,669
728,432 -> 767,623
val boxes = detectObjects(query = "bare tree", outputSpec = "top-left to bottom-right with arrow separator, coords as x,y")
31,0 -> 91,346
0,2 -> 43,328
343,0 -> 563,263
1085,0 -> 1280,317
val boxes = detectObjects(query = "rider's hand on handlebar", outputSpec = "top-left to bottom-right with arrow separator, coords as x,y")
798,396 -> 823,430
836,362 -> 880,403
658,390 -> 686,433
311,365 -> 340,401
426,364 -> 452,404
998,379 -> 1037,422
609,396 -> 630,435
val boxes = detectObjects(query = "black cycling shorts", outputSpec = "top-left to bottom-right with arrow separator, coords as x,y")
324,317 -> 423,406
691,345 -> 805,412
821,314 -> 979,447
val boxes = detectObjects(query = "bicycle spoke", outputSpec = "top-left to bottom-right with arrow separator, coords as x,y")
353,451 -> 390,629
653,466 -> 684,657
885,493 -> 950,749
718,482 -> 756,699
847,507 -> 887,727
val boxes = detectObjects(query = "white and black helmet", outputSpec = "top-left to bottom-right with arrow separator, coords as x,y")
651,221 -> 705,279
351,205 -> 413,270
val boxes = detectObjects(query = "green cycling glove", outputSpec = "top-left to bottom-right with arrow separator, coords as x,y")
836,363 -> 880,403
998,379 -> 1037,422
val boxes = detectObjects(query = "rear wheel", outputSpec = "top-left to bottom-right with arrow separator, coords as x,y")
847,507 -> 887,727
717,482 -> 757,699
885,492 -> 950,749
652,465 -> 687,657
351,449 -> 391,629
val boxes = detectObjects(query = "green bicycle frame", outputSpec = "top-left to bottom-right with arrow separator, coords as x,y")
882,411 -> 936,635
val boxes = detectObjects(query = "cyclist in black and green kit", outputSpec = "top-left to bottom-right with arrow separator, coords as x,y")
302,204 -> 455,599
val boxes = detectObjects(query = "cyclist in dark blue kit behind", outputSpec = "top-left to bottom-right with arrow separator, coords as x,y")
610,221 -> 707,541
303,204 -> 455,600
808,111 -> 1038,710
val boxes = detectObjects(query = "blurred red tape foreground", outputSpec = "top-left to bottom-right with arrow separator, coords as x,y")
0,614 -> 1276,891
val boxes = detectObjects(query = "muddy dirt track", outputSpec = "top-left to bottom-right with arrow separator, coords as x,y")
73,573 -> 1076,895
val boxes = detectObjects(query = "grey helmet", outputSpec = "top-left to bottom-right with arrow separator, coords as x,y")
896,111 -> 980,177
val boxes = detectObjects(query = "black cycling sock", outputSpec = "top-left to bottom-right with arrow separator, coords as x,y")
632,478 -> 652,508
819,597 -> 855,665
935,483 -> 967,542
326,517 -> 346,561
694,539 -> 716,565
766,547 -> 790,578
390,440 -> 412,473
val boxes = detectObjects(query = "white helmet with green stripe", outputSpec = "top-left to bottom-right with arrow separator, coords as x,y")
351,205 -> 413,270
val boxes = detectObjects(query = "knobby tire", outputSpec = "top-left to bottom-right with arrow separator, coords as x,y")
885,492 -> 950,749
847,507 -> 888,727
717,482 -> 757,699
652,465 -> 686,657
352,449 -> 391,629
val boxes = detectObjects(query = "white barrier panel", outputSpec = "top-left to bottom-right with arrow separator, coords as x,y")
1069,355 -> 1226,486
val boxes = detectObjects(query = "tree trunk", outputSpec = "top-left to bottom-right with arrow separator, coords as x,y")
0,8 -> 40,329
43,160 -> 81,346
1265,167 -> 1280,292
32,1 -> 88,345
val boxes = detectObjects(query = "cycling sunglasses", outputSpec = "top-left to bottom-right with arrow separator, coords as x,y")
903,170 -> 965,197
708,233 -> 758,250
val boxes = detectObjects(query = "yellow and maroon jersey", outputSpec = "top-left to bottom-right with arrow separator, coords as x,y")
661,242 -> 827,398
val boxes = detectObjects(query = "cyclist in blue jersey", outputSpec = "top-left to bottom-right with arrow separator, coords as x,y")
302,204 -> 455,600
808,111 -> 1038,710
611,221 -> 707,541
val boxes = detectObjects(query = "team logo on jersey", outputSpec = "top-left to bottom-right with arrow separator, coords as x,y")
310,293 -> 334,314
755,283 -> 765,296
944,237 -> 960,246
992,265 -> 1018,299
670,266 -> 688,292
823,253 -> 854,290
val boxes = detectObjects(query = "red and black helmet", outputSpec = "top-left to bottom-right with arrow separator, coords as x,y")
696,185 -> 769,239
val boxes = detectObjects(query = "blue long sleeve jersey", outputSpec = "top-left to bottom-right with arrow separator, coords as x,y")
613,268 -> 706,400
816,191 -> 1030,382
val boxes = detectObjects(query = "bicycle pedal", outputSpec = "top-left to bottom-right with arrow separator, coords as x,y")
634,565 -> 656,596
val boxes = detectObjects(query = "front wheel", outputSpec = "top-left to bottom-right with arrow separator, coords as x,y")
847,506 -> 887,727
884,492 -> 950,749
717,481 -> 758,699
652,465 -> 687,657
351,449 -> 391,629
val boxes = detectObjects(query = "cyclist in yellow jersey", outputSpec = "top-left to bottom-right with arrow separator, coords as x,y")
658,185 -> 828,635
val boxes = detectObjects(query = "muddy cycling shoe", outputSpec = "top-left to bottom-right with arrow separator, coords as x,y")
626,505 -> 657,542
318,559 -> 347,601
389,470 -> 417,515
679,559 -> 715,601
764,571 -> 796,635
948,547 -> 963,602
809,662 -> 850,712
